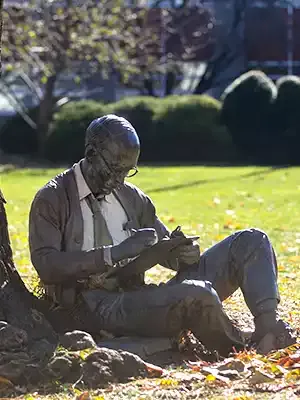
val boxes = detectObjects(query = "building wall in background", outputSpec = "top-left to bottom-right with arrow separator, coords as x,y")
246,2 -> 300,78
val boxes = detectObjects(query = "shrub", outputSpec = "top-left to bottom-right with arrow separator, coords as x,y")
0,108 -> 39,155
7,95 -> 235,164
45,100 -> 106,163
153,95 -> 236,162
48,95 -> 235,164
47,97 -> 160,163
274,75 -> 300,130
273,75 -> 300,163
221,70 -> 277,161
106,97 -> 158,162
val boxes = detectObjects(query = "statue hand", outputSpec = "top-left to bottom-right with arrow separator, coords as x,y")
111,228 -> 158,263
178,241 -> 200,265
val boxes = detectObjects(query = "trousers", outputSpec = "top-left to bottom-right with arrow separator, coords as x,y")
82,228 -> 279,353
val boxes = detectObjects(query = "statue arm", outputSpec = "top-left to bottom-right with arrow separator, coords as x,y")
139,193 -> 180,271
153,216 -> 180,271
29,196 -> 109,285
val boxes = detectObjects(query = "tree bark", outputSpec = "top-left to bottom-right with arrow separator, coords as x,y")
143,76 -> 156,96
36,74 -> 57,159
0,189 -> 94,335
164,70 -> 177,96
193,0 -> 247,95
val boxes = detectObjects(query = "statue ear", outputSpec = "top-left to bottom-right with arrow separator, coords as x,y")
85,144 -> 96,162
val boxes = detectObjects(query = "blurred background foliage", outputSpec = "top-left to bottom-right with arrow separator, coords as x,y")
1,1 -> 300,165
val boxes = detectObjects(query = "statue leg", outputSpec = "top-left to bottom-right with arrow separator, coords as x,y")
171,228 -> 295,351
172,228 -> 278,313
82,280 -> 244,356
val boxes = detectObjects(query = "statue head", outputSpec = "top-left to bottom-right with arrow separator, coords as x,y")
83,114 -> 140,196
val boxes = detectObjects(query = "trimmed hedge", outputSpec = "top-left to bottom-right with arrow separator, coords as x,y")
106,97 -> 159,161
221,70 -> 277,161
0,108 -> 39,155
273,76 -> 300,163
43,95 -> 235,164
274,75 -> 300,133
153,95 -> 235,162
5,71 -> 300,165
45,100 -> 106,163
221,71 -> 300,163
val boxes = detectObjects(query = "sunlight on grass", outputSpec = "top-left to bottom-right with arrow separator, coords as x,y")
0,165 -> 300,399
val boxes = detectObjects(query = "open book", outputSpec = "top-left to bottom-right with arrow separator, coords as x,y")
106,234 -> 199,280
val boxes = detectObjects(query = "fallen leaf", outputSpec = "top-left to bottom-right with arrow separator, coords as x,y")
286,368 -> 300,381
145,362 -> 165,377
277,351 -> 300,368
75,392 -> 92,400
202,367 -> 230,384
158,377 -> 178,387
249,369 -> 275,384
234,349 -> 257,363
205,373 -> 229,384
186,359 -> 210,371
217,358 -> 246,373
0,376 -> 13,387
206,374 -> 216,382
268,363 -> 286,376
217,369 -> 241,380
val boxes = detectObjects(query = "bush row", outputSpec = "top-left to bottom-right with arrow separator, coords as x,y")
221,71 -> 300,164
0,95 -> 236,164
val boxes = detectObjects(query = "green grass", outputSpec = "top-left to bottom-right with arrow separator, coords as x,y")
0,165 -> 300,399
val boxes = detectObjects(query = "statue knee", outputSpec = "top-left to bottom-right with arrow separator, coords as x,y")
231,228 -> 275,279
180,279 -> 221,307
237,228 -> 268,247
233,228 -> 271,263
166,280 -> 222,334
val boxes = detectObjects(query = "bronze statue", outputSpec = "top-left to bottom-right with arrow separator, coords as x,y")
29,114 -> 296,356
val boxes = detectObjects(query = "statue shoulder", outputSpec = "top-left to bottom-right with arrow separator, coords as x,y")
122,181 -> 149,201
32,167 -> 75,207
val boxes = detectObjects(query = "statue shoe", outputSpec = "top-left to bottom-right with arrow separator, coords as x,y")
254,319 -> 297,355
192,304 -> 246,357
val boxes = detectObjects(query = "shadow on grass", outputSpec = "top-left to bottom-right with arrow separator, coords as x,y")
145,166 -> 288,194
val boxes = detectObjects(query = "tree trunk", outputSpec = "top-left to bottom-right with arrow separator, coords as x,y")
0,189 -> 97,336
36,74 -> 57,159
143,76 -> 156,96
0,0 -> 3,75
193,59 -> 223,95
164,70 -> 177,96
193,0 -> 247,95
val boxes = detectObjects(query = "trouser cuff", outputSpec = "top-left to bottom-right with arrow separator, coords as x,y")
252,298 -> 279,318
253,310 -> 279,341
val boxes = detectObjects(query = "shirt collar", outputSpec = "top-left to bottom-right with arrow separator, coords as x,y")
73,159 -> 92,201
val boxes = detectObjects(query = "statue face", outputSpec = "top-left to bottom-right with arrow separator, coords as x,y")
85,135 -> 140,196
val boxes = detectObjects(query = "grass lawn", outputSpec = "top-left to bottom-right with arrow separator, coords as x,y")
0,165 -> 300,399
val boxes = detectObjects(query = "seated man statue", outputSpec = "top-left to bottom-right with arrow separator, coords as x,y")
29,114 -> 296,356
